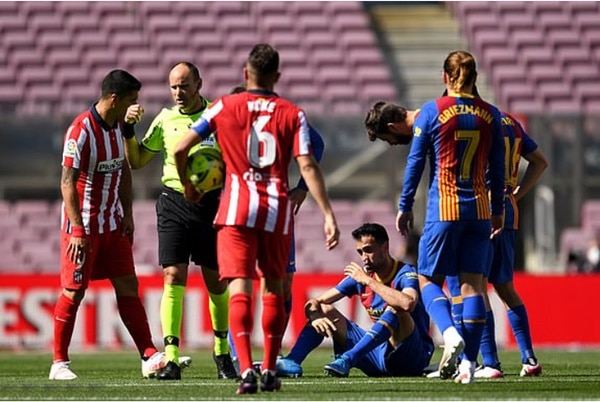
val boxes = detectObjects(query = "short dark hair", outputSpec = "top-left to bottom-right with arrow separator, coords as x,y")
351,223 -> 389,245
101,69 -> 141,97
230,84 -> 247,94
247,43 -> 279,76
364,101 -> 408,142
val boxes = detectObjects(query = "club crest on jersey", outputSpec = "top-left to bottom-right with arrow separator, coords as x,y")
97,157 -> 124,173
73,269 -> 83,284
64,139 -> 78,157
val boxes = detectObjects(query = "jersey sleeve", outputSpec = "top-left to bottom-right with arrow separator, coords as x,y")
488,107 -> 506,217
399,101 -> 434,212
294,110 -> 312,158
334,276 -> 360,298
296,124 -> 325,191
140,111 -> 165,153
61,122 -> 86,169
191,98 -> 223,140
397,266 -> 419,292
519,126 -> 538,157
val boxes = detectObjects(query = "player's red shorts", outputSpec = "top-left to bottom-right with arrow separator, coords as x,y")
216,225 -> 291,281
60,229 -> 135,289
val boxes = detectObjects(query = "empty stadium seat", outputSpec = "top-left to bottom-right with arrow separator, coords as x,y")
4,1 -> 393,117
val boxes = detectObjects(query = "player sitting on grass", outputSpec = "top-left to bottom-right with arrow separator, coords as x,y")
277,223 -> 434,378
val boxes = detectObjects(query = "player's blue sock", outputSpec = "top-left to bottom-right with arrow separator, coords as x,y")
286,325 -> 324,364
461,295 -> 486,362
228,331 -> 237,361
480,309 -> 500,367
507,304 -> 536,363
343,310 -> 399,366
422,283 -> 454,333
446,276 -> 463,329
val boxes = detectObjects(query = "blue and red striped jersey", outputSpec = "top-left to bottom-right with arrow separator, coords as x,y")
500,112 -> 538,230
399,93 -> 505,222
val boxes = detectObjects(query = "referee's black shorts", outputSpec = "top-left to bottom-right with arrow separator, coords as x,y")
156,185 -> 220,270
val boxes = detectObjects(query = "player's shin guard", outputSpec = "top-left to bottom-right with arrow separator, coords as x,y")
508,304 -> 536,362
229,293 -> 254,374
422,283 -> 455,333
117,296 -> 156,358
480,309 -> 500,367
461,295 -> 486,362
286,325 -> 326,364
161,284 -> 185,362
53,293 -> 81,362
261,294 -> 285,371
209,288 -> 230,356
344,309 -> 399,365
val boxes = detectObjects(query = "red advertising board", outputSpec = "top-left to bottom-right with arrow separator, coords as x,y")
0,272 -> 598,350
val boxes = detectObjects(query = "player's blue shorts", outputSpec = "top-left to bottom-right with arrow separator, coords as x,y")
418,220 -> 492,278
487,229 -> 516,285
286,233 -> 296,273
333,318 -> 432,377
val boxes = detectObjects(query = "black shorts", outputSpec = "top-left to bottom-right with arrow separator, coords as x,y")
156,185 -> 220,269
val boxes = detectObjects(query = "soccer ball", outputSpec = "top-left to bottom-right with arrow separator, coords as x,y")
186,147 -> 225,193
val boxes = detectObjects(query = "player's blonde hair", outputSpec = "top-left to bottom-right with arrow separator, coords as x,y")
443,50 -> 477,93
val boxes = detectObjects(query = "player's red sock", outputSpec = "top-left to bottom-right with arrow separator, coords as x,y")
116,296 -> 157,358
53,293 -> 80,363
229,293 -> 254,374
261,293 -> 285,372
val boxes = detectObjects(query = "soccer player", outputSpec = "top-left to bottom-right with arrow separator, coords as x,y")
396,50 -> 505,384
276,223 -> 434,378
173,44 -> 339,394
122,62 -> 237,380
445,111 -> 548,379
50,70 -> 164,380
225,85 -> 327,364
365,97 -> 548,379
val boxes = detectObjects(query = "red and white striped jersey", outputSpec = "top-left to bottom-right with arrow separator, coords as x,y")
60,106 -> 126,235
193,90 -> 313,234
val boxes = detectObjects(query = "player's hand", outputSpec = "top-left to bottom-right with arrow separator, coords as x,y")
288,187 -> 308,215
183,181 -> 203,203
125,104 -> 144,124
396,210 -> 413,236
121,214 -> 135,244
66,236 -> 90,268
310,317 -> 338,338
490,214 -> 504,239
324,216 -> 339,250
344,262 -> 369,286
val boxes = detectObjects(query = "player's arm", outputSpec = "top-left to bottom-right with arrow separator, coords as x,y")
119,160 -> 135,243
488,110 -> 506,239
122,105 -> 155,169
174,120 -> 210,202
60,166 -> 89,263
397,105 -> 432,236
290,125 -> 325,214
122,133 -> 157,169
304,287 -> 344,337
343,262 -> 417,312
514,148 -> 548,202
296,154 -> 339,250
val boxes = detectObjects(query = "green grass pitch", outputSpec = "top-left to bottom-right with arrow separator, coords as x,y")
1,348 -> 599,400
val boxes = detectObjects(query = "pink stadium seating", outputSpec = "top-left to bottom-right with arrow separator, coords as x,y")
4,1 -> 391,117
452,1 -> 600,112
